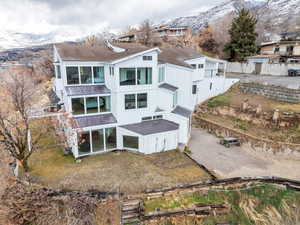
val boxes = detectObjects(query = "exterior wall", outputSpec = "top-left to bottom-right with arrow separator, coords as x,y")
227,62 -> 300,76
195,77 -> 239,104
185,58 -> 206,81
141,130 -> 179,154
114,51 -> 159,125
165,114 -> 190,144
164,64 -> 194,110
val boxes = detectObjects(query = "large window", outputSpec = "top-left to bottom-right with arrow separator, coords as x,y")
173,91 -> 178,107
93,67 -> 105,83
158,67 -> 165,83
66,66 -> 104,85
123,135 -> 139,149
92,130 -> 104,152
137,93 -> 147,108
80,67 -> 92,84
125,94 -> 136,110
72,96 -> 111,115
120,67 -> 152,86
78,131 -> 91,155
78,127 -> 116,156
86,97 -> 98,114
192,85 -> 197,94
137,68 -> 152,85
55,65 -> 61,79
105,127 -> 116,149
72,98 -> 85,115
66,67 -> 79,84
125,93 -> 147,110
120,68 -> 136,86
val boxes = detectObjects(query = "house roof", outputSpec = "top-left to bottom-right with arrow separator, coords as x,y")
159,83 -> 178,92
158,47 -> 204,68
172,106 -> 192,118
65,85 -> 111,96
120,119 -> 179,136
73,113 -> 117,128
55,42 -> 152,62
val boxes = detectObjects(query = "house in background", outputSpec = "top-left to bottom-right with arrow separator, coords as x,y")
53,42 -> 236,158
153,25 -> 192,38
248,31 -> 300,64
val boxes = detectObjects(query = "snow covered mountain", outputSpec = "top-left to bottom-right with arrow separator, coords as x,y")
166,0 -> 300,32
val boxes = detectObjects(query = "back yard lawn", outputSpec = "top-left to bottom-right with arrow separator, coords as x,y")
28,121 -> 211,194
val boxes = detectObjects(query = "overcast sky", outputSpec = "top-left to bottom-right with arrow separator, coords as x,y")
0,0 -> 227,37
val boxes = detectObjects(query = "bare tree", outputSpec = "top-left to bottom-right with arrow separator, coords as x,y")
0,66 -> 49,172
138,19 -> 154,46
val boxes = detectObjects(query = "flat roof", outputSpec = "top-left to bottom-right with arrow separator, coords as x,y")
65,85 -> 111,96
172,106 -> 192,118
159,83 -> 178,92
120,119 -> 179,136
73,113 -> 117,128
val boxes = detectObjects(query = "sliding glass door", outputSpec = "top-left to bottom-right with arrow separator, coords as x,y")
78,127 -> 117,156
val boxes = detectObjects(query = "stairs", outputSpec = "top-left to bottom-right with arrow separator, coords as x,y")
121,199 -> 143,225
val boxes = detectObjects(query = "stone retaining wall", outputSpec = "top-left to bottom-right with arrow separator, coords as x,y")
240,82 -> 300,103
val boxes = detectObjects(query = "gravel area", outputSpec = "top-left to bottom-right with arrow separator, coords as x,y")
189,128 -> 300,180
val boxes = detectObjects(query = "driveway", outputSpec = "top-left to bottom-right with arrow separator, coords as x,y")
188,128 -> 300,180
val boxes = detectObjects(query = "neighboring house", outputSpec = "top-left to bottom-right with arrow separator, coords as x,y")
53,42 -> 233,158
117,33 -> 137,42
153,25 -> 192,38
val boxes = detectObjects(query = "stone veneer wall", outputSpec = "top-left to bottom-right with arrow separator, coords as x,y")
240,82 -> 300,103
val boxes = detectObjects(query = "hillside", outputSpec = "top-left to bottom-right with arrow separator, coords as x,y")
166,0 -> 300,35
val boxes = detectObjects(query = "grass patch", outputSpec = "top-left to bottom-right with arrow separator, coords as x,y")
207,95 -> 231,108
144,184 -> 300,225
234,119 -> 251,131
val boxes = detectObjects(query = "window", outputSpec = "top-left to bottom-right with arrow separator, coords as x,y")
125,94 -> 136,109
93,67 -> 104,83
274,46 -> 280,54
120,68 -> 136,86
120,67 -> 152,86
72,96 -> 111,115
92,130 -> 104,152
153,115 -> 163,120
137,93 -> 147,108
191,64 -> 197,69
80,67 -> 92,84
173,91 -> 178,107
142,116 -> 152,121
192,85 -> 197,94
86,97 -> 98,114
72,98 -> 85,115
123,135 -> 139,149
78,127 -> 116,155
105,127 -> 116,149
109,66 -> 114,76
78,131 -> 91,155
66,67 -> 79,84
158,67 -> 165,83
143,56 -> 152,61
210,82 -> 213,90
55,65 -> 61,79
99,96 -> 111,112
198,64 -> 204,69
137,68 -> 152,85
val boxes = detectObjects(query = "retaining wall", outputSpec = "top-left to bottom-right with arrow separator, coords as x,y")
227,62 -> 300,76
240,82 -> 300,103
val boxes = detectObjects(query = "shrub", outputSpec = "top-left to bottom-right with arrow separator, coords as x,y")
207,95 -> 230,108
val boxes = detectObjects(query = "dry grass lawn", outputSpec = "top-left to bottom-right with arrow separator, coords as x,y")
28,125 -> 211,194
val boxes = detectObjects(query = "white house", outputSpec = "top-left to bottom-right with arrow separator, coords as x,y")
53,42 -> 236,158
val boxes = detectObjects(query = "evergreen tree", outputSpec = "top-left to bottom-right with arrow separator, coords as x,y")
224,8 -> 258,61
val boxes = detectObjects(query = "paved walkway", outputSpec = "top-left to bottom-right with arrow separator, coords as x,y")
188,128 -> 300,180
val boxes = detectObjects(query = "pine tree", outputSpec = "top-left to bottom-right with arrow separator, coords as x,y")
224,8 -> 258,62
